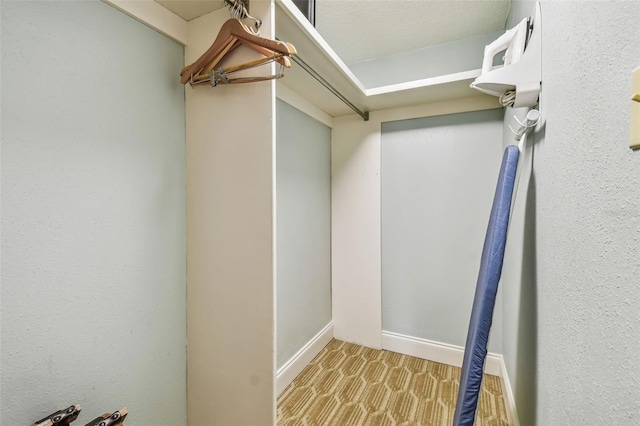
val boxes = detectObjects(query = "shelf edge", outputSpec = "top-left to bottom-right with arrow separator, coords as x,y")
275,0 -> 367,95
366,69 -> 483,97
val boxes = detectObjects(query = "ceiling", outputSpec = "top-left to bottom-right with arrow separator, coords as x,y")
155,0 -> 224,21
315,1 -> 510,64
155,0 -> 511,64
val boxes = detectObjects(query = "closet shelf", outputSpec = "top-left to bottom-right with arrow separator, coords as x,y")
275,0 -> 493,118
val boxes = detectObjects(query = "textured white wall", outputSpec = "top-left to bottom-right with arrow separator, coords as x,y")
276,100 -> 332,368
534,2 -> 640,423
501,1 -> 640,424
0,1 -> 186,425
381,109 -> 504,353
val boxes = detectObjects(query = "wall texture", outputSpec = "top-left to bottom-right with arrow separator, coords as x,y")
501,1 -> 640,424
381,109 -> 504,353
499,2 -> 538,424
1,2 -> 186,425
532,1 -> 640,423
276,100 -> 332,368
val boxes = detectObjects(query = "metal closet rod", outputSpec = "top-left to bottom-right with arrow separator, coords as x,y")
288,53 -> 369,121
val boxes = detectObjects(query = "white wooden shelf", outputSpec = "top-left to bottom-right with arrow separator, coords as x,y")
275,0 -> 493,118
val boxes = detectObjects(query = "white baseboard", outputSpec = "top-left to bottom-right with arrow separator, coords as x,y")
381,331 -> 502,376
498,357 -> 520,426
381,331 -> 518,424
276,322 -> 334,395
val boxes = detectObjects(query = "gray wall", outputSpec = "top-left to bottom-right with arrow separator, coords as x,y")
500,1 -> 640,424
381,109 -> 504,353
1,2 -> 186,425
276,100 -> 332,368
348,31 -> 504,88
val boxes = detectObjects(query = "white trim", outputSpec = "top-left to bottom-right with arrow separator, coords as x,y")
382,331 -> 520,423
276,84 -> 334,128
499,357 -> 520,426
381,331 -> 502,376
102,0 -> 188,45
276,322 -> 334,395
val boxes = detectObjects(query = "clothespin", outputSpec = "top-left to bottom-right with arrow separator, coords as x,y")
33,405 -> 82,426
84,408 -> 128,426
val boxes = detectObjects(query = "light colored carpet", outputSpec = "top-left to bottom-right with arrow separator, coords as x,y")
277,339 -> 508,425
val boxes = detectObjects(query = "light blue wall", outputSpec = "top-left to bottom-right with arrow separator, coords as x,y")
501,1 -> 640,424
1,2 -> 186,425
381,109 -> 504,353
276,100 -> 332,368
348,31 -> 505,88
500,101 -> 537,424
499,3 -> 538,425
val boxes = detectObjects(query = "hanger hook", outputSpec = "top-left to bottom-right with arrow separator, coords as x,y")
223,0 -> 262,34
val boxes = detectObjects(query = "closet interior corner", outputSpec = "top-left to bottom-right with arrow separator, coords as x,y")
181,0 -> 510,423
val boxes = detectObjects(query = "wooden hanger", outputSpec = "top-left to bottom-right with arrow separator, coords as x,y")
224,20 -> 294,69
190,53 -> 289,87
198,38 -> 291,78
182,21 -> 295,84
180,19 -> 296,85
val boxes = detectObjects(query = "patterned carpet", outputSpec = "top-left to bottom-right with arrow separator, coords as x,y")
277,339 -> 508,425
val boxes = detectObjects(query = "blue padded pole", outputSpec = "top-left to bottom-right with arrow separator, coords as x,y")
453,145 -> 520,425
